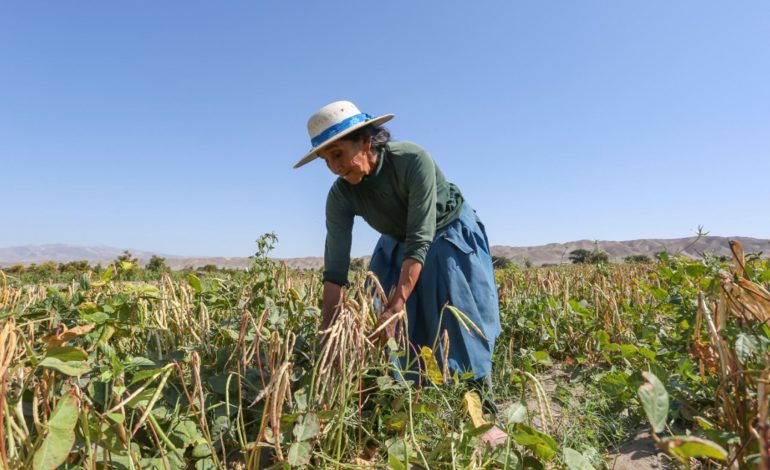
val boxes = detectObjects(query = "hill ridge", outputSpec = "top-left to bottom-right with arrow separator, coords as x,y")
0,236 -> 767,269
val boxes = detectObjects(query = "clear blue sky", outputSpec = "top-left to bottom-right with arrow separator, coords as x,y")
2,1 -> 769,258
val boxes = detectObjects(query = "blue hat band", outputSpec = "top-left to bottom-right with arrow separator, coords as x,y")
311,112 -> 372,148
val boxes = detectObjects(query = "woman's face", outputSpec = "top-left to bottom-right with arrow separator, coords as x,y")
317,138 -> 373,185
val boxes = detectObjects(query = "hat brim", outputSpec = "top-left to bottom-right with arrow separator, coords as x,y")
293,114 -> 394,169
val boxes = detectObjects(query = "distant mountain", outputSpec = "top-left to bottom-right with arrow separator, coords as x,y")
0,244 -> 179,265
490,236 -> 769,266
0,237 -> 767,270
0,244 -> 250,270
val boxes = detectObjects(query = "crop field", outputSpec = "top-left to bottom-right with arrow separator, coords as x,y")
0,239 -> 768,469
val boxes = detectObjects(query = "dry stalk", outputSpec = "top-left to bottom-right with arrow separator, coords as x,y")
0,271 -> 8,310
314,289 -> 376,409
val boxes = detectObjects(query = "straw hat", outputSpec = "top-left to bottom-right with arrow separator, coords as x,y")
294,100 -> 394,169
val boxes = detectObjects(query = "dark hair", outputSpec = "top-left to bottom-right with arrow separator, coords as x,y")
340,124 -> 391,153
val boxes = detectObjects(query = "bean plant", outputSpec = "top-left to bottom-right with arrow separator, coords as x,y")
0,237 -> 767,469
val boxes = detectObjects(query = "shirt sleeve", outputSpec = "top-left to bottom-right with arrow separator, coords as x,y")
403,147 -> 437,264
323,183 -> 354,286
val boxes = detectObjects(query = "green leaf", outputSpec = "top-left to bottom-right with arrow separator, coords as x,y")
128,367 -> 166,386
619,344 -> 638,358
287,441 -> 312,467
45,346 -> 88,362
192,443 -> 212,459
33,391 -> 79,470
125,388 -> 156,409
684,264 -> 707,277
533,350 -> 552,366
492,447 -> 520,468
511,424 -> 557,461
703,429 -> 741,448
293,413 -> 320,441
594,330 -> 610,347
187,274 -> 202,293
194,457 -> 217,470
82,312 -> 110,324
564,448 -> 596,470
599,372 -> 629,398
387,439 -> 409,470
504,402 -> 527,426
78,302 -> 100,314
99,267 -> 114,283
124,356 -> 156,370
661,436 -> 727,462
169,419 -> 205,448
39,357 -> 91,377
735,334 -> 760,364
638,371 -> 668,433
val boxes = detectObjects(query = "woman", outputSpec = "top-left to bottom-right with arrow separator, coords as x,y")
294,100 -> 505,444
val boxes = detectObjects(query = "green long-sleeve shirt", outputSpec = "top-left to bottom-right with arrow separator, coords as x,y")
324,141 -> 464,286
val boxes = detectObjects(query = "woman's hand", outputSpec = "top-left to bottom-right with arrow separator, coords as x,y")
374,307 -> 401,346
371,259 -> 421,346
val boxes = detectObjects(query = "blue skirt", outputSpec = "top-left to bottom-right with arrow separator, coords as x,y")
368,204 -> 501,381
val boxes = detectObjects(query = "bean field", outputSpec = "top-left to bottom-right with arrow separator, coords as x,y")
0,239 -> 768,469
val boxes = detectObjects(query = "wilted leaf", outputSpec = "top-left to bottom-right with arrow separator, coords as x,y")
32,391 -> 79,470
293,413 -> 320,441
420,346 -> 445,385
287,441 -> 312,467
385,412 -> 408,432
463,391 -> 488,428
564,448 -> 595,470
638,372 -> 668,433
45,324 -> 96,348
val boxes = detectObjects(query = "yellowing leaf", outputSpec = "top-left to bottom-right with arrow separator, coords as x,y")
420,346 -> 444,385
661,436 -> 727,462
463,391 -> 488,428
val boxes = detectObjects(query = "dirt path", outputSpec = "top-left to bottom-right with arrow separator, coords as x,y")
497,369 -> 671,469
607,429 -> 672,470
